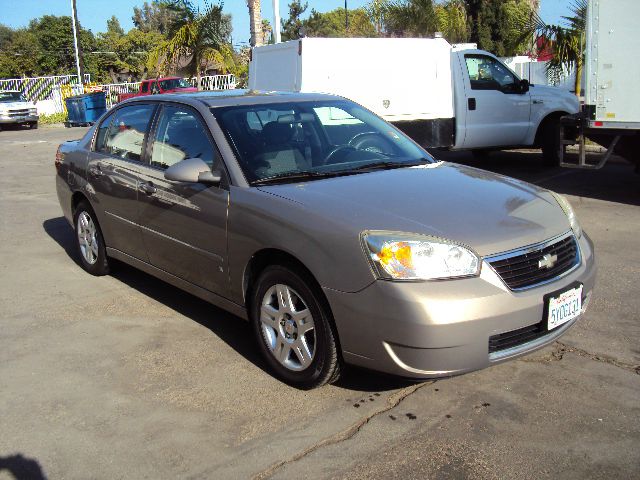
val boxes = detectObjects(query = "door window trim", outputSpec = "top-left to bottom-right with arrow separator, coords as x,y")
144,102 -> 231,189
464,54 -> 521,94
91,102 -> 159,166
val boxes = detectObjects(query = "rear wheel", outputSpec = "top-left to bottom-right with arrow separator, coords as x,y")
73,201 -> 110,276
250,265 -> 341,389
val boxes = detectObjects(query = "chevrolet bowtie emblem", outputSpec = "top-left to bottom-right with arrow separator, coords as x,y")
538,253 -> 558,269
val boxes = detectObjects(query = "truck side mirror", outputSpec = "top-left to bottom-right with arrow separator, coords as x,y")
519,79 -> 530,93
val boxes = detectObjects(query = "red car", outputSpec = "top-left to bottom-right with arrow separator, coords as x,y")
117,77 -> 198,103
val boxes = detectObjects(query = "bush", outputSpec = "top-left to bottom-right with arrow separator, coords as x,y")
39,112 -> 68,124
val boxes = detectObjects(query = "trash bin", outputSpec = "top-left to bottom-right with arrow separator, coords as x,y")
64,92 -> 107,127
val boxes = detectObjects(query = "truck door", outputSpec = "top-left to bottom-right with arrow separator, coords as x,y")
457,53 -> 531,149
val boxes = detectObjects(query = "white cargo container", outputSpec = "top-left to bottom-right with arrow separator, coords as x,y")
560,0 -> 640,169
250,37 -> 579,163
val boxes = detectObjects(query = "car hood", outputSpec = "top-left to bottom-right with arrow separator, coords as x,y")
257,162 -> 571,257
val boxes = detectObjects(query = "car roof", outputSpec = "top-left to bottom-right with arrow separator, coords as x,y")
125,89 -> 345,108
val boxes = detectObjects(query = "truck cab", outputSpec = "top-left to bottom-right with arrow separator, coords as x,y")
451,47 -> 579,157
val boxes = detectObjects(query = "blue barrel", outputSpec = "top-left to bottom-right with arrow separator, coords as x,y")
65,92 -> 107,126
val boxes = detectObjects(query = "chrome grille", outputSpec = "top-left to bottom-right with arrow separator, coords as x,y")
8,109 -> 30,117
487,233 -> 579,290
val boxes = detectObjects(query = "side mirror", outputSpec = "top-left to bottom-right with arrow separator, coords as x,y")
164,157 -> 221,185
519,79 -> 530,93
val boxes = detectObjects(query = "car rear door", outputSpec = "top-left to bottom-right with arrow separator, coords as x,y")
86,103 -> 157,261
136,103 -> 230,296
457,53 -> 531,148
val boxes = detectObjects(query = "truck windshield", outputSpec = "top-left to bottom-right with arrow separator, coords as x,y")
213,100 -> 433,184
159,78 -> 192,90
0,92 -> 26,102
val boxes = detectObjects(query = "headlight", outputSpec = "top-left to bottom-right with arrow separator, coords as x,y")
362,231 -> 480,280
551,192 -> 582,237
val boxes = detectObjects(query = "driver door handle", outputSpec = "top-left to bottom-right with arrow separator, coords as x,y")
138,182 -> 157,195
533,99 -> 544,104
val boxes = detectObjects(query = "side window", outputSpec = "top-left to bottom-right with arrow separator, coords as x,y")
141,82 -> 149,93
150,105 -> 217,170
94,111 -> 115,153
465,55 -> 517,92
151,81 -> 160,94
103,104 -> 156,161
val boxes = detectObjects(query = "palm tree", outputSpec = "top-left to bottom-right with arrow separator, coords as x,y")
148,0 -> 234,88
525,0 -> 587,95
248,0 -> 263,47
384,0 -> 438,37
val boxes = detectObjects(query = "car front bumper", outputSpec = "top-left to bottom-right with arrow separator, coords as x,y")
323,232 -> 596,378
0,114 -> 39,124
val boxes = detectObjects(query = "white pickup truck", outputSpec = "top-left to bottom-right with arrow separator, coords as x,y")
0,90 -> 39,130
249,37 -> 578,164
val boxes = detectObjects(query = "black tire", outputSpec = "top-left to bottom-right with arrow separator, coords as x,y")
541,117 -> 561,166
250,265 -> 341,389
73,200 -> 110,276
30,122 -> 38,129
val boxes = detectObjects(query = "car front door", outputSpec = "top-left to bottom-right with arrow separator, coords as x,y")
458,54 -> 531,149
136,103 -> 230,295
86,103 -> 157,262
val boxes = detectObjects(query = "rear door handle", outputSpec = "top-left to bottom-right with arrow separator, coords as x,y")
88,164 -> 104,177
138,182 -> 157,195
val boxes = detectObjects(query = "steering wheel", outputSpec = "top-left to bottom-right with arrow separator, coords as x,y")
349,132 -> 393,154
323,145 -> 357,164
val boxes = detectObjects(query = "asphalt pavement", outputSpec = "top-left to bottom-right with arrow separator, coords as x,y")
0,125 -> 638,479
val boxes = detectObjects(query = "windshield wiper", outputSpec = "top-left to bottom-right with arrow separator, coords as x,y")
252,170 -> 338,185
346,158 -> 432,172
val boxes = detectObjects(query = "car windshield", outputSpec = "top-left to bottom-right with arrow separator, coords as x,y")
213,100 -> 433,185
0,92 -> 26,103
159,78 -> 191,90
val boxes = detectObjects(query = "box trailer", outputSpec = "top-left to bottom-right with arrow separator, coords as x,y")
560,0 -> 640,170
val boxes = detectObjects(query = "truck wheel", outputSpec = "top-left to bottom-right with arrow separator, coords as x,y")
541,117 -> 561,166
30,122 -> 38,130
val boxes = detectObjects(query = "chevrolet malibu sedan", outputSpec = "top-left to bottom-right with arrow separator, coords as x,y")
55,91 -> 595,388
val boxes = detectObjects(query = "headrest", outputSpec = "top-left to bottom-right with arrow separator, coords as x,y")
262,122 -> 294,146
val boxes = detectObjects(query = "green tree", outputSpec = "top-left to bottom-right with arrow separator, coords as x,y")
525,0 -> 586,94
384,0 -> 438,37
148,1 -> 234,86
305,8 -> 377,37
465,0 -> 533,56
434,0 -> 468,43
133,1 -> 177,34
0,29 -> 40,78
281,1 -> 308,41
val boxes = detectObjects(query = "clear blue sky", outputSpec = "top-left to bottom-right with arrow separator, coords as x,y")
0,0 -> 570,47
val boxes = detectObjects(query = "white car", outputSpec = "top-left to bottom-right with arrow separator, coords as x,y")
0,90 -> 39,130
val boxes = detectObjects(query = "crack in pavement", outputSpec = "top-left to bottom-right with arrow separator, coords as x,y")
521,341 -> 640,374
251,381 -> 433,480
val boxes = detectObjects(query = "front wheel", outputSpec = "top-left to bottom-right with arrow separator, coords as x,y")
73,201 -> 110,276
250,265 -> 341,389
30,122 -> 38,129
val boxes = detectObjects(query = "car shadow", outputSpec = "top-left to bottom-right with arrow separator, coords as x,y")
432,149 -> 640,207
43,216 -> 412,393
0,454 -> 47,480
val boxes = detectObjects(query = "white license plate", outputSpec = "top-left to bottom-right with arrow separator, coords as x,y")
547,285 -> 583,330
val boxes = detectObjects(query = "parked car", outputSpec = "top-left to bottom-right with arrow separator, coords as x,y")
0,90 -> 39,130
117,77 -> 198,103
55,91 -> 596,388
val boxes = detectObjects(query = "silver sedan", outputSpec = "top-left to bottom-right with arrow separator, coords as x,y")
55,91 -> 596,388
